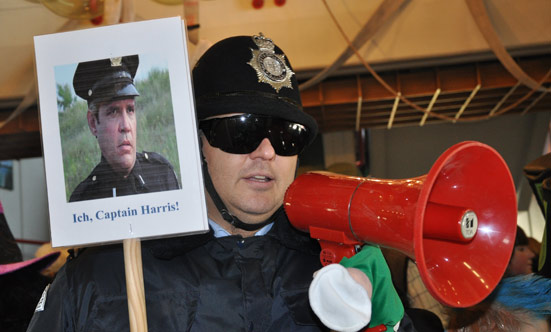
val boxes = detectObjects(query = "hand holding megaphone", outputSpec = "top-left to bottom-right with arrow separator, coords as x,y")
309,245 -> 404,332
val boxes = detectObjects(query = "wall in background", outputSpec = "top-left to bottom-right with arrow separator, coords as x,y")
370,112 -> 551,209
0,157 -> 49,259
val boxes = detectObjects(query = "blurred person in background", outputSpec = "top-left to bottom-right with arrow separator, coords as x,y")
0,200 -> 59,332
505,226 -> 536,277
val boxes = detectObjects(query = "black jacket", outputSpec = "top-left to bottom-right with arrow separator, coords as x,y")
27,210 -> 328,331
69,151 -> 180,202
27,210 -> 418,332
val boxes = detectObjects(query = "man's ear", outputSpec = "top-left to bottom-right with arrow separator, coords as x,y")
87,111 -> 98,136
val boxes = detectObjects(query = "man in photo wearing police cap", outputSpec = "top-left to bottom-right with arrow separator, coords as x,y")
27,35 -> 416,332
69,55 -> 180,202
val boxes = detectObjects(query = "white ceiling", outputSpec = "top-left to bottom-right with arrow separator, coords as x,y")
1,0 -> 550,100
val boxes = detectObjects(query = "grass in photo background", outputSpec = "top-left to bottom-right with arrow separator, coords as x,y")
59,68 -> 181,201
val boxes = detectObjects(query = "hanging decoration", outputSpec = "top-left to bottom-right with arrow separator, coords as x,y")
251,0 -> 286,9
252,0 -> 264,9
151,0 -> 182,5
183,0 -> 199,44
39,0 -> 104,19
312,0 -> 551,128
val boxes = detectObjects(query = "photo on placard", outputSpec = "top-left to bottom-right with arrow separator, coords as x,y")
55,54 -> 181,202
34,18 -> 208,247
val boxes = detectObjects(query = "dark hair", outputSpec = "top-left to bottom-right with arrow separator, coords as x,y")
515,226 -> 529,247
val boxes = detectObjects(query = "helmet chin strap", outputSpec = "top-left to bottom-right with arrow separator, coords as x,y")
201,155 -> 278,232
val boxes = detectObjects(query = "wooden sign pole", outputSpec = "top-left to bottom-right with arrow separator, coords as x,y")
123,238 -> 148,332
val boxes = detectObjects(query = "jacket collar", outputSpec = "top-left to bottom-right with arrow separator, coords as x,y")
145,206 -> 320,260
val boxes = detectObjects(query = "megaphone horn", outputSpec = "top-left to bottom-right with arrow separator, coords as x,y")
284,141 -> 517,308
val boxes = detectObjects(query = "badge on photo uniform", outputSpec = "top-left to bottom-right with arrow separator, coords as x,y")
248,33 -> 294,92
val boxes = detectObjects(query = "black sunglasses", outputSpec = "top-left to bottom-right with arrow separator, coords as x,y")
199,114 -> 310,156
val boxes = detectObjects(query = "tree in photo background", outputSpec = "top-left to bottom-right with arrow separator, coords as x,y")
58,68 -> 181,201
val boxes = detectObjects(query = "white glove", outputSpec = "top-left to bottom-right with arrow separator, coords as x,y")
309,264 -> 372,332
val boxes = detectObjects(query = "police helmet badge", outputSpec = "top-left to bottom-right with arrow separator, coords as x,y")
110,57 -> 123,67
247,33 -> 294,93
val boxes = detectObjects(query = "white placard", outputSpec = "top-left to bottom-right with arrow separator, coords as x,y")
34,17 -> 208,247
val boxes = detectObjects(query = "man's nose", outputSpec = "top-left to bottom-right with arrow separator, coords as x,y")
119,111 -> 132,132
249,138 -> 276,160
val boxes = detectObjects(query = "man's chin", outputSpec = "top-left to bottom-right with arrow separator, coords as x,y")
111,158 -> 136,176
236,203 -> 282,222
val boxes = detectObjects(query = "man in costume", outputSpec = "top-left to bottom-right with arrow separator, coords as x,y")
27,34 -> 414,331
69,55 -> 180,202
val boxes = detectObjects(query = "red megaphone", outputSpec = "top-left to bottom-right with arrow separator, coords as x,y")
284,141 -> 517,308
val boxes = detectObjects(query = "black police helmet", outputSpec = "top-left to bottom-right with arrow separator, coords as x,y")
73,55 -> 140,105
192,34 -> 318,145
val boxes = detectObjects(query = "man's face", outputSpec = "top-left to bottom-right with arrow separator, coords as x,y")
87,98 -> 137,176
507,244 -> 535,276
201,119 -> 298,225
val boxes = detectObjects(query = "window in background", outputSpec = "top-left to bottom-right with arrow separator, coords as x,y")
0,160 -> 13,190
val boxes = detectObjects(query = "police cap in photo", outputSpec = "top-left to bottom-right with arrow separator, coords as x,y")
73,55 -> 140,105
